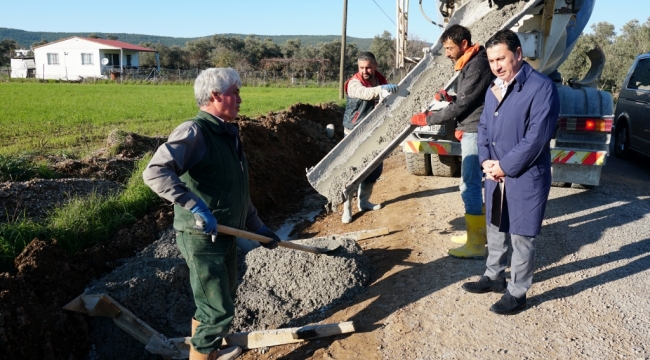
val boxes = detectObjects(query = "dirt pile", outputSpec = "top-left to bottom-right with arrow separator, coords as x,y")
83,233 -> 371,359
0,103 -> 345,360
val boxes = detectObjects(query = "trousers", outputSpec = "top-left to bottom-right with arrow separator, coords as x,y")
176,231 -> 238,354
484,223 -> 536,298
459,132 -> 483,215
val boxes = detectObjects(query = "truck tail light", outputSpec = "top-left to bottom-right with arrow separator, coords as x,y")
558,117 -> 613,132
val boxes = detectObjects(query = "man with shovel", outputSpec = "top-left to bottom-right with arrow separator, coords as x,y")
143,68 -> 280,360
409,24 -> 494,259
341,51 -> 399,223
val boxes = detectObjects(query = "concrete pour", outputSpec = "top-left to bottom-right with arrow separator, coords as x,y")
318,0 -> 530,207
85,229 -> 372,359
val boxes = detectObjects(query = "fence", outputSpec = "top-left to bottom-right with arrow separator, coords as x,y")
1,66 -> 402,86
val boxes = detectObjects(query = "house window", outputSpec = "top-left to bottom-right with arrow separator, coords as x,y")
81,53 -> 93,65
47,53 -> 59,65
104,54 -> 120,66
126,54 -> 132,66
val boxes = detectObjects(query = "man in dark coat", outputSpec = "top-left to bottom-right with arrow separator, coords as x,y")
462,30 -> 560,315
409,24 -> 494,259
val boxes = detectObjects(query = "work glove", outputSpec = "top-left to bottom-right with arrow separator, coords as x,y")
409,112 -> 429,127
255,225 -> 280,250
380,84 -> 399,94
434,89 -> 453,102
191,200 -> 217,235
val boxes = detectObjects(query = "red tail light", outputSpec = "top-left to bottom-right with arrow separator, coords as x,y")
558,117 -> 612,132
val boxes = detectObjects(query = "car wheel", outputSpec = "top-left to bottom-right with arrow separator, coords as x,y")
614,121 -> 635,159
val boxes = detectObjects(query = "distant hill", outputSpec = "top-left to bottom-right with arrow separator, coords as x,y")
0,28 -> 374,50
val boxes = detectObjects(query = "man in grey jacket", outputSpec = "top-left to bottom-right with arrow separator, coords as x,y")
410,24 -> 494,259
143,68 -> 280,360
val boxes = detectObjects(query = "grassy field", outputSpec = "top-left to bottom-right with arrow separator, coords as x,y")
0,82 -> 344,156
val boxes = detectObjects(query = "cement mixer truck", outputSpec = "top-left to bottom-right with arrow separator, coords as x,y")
402,0 -> 613,188
306,0 -> 613,207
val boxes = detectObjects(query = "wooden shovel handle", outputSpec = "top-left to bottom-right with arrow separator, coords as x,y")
218,225 -> 326,254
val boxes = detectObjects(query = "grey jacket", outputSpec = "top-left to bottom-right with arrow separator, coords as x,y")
425,47 -> 494,133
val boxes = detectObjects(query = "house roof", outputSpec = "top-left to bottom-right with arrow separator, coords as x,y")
33,36 -> 157,52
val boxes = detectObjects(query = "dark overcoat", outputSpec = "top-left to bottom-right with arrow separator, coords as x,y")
478,62 -> 560,237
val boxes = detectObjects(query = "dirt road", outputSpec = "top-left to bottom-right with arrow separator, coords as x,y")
242,150 -> 650,359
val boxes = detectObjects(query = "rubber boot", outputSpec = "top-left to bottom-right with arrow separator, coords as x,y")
448,214 -> 487,259
190,318 -> 242,360
358,183 -> 381,211
450,206 -> 485,244
341,196 -> 352,224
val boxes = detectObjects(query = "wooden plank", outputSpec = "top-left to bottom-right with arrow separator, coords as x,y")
171,321 -> 355,351
63,294 -> 181,358
352,227 -> 390,241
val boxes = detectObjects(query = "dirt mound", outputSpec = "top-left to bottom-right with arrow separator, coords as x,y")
0,103 -> 345,360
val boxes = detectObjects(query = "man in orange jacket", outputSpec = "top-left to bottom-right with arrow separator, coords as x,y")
410,25 -> 494,259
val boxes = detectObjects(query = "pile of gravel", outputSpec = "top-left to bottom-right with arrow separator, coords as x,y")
85,230 -> 372,359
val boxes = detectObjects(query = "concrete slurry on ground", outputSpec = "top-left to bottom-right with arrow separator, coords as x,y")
86,229 -> 372,359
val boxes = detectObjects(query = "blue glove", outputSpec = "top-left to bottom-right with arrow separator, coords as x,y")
256,226 -> 280,250
380,84 -> 399,94
191,201 -> 217,235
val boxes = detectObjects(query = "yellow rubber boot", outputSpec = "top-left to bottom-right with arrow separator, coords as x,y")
450,233 -> 467,244
448,214 -> 487,259
450,206 -> 485,244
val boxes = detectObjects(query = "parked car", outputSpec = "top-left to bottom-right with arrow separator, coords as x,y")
613,53 -> 650,158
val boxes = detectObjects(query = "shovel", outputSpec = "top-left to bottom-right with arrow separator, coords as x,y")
218,225 -> 340,255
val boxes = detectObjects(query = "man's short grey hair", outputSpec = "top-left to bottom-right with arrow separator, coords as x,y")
194,68 -> 242,107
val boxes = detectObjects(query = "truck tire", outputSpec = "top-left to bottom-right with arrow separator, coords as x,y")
405,153 -> 432,176
430,154 -> 460,177
614,121 -> 636,159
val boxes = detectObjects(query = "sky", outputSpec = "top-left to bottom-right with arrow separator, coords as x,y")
1,0 -> 649,43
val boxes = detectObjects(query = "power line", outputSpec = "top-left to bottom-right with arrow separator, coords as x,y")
371,0 -> 396,26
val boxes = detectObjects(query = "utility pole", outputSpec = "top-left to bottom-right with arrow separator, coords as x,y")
339,0 -> 348,99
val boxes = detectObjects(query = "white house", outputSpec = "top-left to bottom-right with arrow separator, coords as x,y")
10,49 -> 36,78
33,37 -> 158,80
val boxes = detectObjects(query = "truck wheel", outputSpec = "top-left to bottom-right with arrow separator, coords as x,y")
405,153 -> 432,176
614,122 -> 635,159
430,154 -> 460,177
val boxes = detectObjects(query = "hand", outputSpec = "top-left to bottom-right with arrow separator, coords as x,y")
191,201 -> 217,235
482,160 -> 505,181
380,84 -> 399,94
434,89 -> 453,102
409,112 -> 428,126
256,225 -> 280,250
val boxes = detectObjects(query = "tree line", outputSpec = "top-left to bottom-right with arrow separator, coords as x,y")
0,31 -> 422,80
3,18 -> 649,89
558,18 -> 650,94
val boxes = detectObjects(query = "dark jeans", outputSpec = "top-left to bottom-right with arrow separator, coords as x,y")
176,231 -> 237,354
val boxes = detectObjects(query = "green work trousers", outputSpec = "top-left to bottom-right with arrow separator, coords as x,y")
176,231 -> 238,354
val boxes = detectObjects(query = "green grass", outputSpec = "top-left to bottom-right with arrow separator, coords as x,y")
0,156 -> 162,272
0,82 -> 344,157
0,154 -> 59,181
